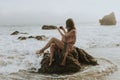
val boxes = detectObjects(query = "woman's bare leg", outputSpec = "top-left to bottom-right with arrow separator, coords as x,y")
61,52 -> 68,66
39,37 -> 64,53
61,47 -> 69,66
49,43 -> 56,66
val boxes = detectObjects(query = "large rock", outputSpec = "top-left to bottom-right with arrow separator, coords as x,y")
99,12 -> 117,25
42,25 -> 57,30
38,47 -> 98,74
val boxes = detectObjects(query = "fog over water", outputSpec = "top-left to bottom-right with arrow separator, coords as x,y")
0,0 -> 120,25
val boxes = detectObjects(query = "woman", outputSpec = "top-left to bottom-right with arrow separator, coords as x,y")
37,18 -> 76,66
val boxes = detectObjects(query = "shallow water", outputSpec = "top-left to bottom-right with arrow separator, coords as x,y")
87,48 -> 120,80
0,23 -> 120,79
0,57 -> 117,80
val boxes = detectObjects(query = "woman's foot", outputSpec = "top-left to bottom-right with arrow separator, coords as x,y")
36,49 -> 44,55
49,62 -> 52,66
60,61 -> 66,66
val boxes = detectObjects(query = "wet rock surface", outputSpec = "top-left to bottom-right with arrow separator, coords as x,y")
38,47 -> 98,74
35,35 -> 48,40
18,36 -> 27,40
18,35 -> 48,41
11,31 -> 48,41
99,12 -> 117,25
11,31 -> 20,35
11,31 -> 28,35
42,25 -> 57,30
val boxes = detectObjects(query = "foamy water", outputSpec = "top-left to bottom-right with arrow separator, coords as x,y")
0,23 -> 120,79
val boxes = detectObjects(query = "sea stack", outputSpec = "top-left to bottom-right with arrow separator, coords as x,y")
99,12 -> 117,25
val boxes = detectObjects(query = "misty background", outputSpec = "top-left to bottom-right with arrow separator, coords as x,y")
0,0 -> 120,25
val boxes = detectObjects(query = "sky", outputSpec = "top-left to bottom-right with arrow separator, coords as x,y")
0,0 -> 120,25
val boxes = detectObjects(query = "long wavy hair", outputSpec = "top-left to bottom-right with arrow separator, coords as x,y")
66,18 -> 76,32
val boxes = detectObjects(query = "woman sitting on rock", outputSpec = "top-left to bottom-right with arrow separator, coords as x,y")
37,18 -> 76,66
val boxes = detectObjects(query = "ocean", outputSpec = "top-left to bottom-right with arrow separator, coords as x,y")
0,22 -> 120,80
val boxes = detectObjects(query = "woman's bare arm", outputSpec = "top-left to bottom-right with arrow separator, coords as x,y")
57,27 -> 64,37
60,26 -> 67,34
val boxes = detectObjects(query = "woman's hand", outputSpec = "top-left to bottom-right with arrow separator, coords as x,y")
36,49 -> 44,56
59,26 -> 66,34
60,26 -> 65,32
57,27 -> 60,31
57,27 -> 63,36
59,26 -> 64,30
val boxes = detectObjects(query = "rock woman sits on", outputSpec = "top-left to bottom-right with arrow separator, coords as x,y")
36,18 -> 76,66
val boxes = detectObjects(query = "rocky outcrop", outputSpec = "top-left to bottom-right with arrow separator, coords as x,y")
11,31 -> 20,35
18,36 -> 27,40
42,25 -> 57,30
11,31 -> 28,35
99,12 -> 117,25
28,36 -> 34,38
38,47 -> 98,74
35,35 -> 47,40
18,35 -> 48,41
11,31 -> 48,41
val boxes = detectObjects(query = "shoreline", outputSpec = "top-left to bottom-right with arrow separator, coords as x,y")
0,58 -> 117,80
